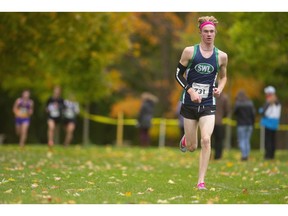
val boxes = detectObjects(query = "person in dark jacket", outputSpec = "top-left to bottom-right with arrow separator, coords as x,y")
233,90 -> 255,161
137,92 -> 158,147
212,92 -> 230,160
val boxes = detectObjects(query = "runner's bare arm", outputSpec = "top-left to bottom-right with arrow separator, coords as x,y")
214,51 -> 228,97
179,47 -> 202,103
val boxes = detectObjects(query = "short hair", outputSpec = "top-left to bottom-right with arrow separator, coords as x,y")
198,16 -> 218,29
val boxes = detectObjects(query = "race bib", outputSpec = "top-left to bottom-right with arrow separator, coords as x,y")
20,107 -> 28,115
64,109 -> 75,119
48,104 -> 60,118
192,83 -> 210,98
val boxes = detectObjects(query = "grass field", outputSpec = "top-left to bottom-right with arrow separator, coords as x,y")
0,144 -> 288,205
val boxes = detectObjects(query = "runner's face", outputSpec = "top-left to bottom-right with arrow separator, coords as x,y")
53,87 -> 61,98
200,25 -> 216,44
22,91 -> 30,99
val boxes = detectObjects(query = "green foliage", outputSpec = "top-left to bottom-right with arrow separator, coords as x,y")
1,12 -> 288,145
228,13 -> 288,81
0,145 -> 288,204
0,12 -> 132,103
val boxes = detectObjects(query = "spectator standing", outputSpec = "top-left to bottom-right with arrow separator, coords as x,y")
212,92 -> 229,160
233,90 -> 255,161
259,86 -> 281,160
137,92 -> 158,147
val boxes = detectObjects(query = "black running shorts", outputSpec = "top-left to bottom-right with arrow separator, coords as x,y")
180,104 -> 216,120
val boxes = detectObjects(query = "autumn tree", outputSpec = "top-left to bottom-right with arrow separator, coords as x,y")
0,12 -> 133,143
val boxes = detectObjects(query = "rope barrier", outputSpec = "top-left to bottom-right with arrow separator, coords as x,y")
81,111 -> 288,131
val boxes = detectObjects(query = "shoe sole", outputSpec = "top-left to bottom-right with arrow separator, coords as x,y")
179,138 -> 187,152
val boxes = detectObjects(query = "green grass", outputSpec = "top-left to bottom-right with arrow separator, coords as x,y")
0,144 -> 288,204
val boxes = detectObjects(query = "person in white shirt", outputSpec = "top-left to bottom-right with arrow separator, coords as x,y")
259,86 -> 281,160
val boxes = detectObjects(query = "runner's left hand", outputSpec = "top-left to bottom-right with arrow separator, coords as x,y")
213,88 -> 221,98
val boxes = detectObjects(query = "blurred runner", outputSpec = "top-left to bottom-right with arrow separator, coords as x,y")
63,95 -> 80,146
13,90 -> 34,147
46,86 -> 64,147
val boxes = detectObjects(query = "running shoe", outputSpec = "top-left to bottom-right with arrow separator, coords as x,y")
197,182 -> 207,190
179,135 -> 187,152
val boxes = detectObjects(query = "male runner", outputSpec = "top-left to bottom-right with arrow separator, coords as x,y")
175,16 -> 228,190
46,86 -> 64,147
62,96 -> 80,146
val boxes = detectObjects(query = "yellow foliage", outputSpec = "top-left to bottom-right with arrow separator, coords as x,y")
107,69 -> 127,92
110,95 -> 141,118
166,83 -> 183,118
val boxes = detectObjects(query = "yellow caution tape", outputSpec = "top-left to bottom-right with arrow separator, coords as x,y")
81,112 -> 288,130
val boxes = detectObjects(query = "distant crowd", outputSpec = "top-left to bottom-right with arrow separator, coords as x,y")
13,86 -> 79,148
12,84 -> 282,161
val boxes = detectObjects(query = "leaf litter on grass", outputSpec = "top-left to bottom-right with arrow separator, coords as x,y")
0,145 -> 288,204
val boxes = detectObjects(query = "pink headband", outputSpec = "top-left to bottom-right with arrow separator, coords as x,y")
199,21 -> 216,30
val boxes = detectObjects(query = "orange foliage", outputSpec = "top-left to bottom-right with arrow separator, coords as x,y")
130,12 -> 184,47
229,75 -> 263,104
110,95 -> 141,118
166,82 -> 183,118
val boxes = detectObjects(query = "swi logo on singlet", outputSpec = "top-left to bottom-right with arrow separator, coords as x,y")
194,63 -> 214,74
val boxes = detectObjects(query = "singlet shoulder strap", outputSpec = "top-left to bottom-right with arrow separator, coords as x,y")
215,47 -> 220,72
187,44 -> 199,69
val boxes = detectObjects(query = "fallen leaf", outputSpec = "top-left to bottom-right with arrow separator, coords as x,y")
168,195 -> 183,200
226,162 -> 234,168
31,183 -> 39,188
8,178 -> 15,182
4,189 -> 12,194
0,178 -> 9,184
125,192 -> 132,197
219,172 -> 230,176
146,187 -> 154,192
86,181 -> 95,185
47,151 -> 53,158
43,195 -> 52,201
242,188 -> 248,194
157,199 -> 169,204
117,192 -> 125,196
210,187 -> 216,191
73,193 -> 80,197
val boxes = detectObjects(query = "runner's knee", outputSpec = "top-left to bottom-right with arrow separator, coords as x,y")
201,136 -> 211,148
